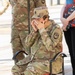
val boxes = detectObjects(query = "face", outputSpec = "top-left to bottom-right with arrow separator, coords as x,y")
39,17 -> 49,24
44,18 -> 49,23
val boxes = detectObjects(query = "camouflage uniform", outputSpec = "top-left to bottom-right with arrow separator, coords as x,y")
12,8 -> 63,75
9,0 -> 46,61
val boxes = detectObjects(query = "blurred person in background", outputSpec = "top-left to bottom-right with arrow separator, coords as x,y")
0,0 -> 9,15
60,0 -> 75,75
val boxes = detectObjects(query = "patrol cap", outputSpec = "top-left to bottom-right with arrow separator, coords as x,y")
32,7 -> 49,19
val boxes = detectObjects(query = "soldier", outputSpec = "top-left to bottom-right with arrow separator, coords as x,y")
9,0 -> 47,63
12,7 -> 63,75
0,0 -> 9,15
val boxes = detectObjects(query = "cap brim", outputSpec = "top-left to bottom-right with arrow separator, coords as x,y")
32,15 -> 40,19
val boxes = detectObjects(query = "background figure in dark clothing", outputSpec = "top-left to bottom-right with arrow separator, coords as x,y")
60,0 -> 75,75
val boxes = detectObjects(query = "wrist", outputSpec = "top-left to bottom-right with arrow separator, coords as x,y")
39,28 -> 45,34
66,18 -> 70,22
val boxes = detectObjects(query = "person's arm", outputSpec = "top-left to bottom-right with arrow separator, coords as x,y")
67,11 -> 75,21
25,19 -> 39,47
60,4 -> 69,31
25,30 -> 38,47
60,4 -> 66,19
39,28 -> 62,52
36,20 -> 62,52
0,0 -> 9,15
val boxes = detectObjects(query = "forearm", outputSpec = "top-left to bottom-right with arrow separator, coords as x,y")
67,11 -> 75,21
39,28 -> 54,52
25,30 -> 38,47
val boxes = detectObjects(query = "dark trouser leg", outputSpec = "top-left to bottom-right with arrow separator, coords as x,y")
64,28 -> 75,75
70,28 -> 75,75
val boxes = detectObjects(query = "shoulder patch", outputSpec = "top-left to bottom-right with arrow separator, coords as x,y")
51,27 -> 61,41
53,32 -> 59,39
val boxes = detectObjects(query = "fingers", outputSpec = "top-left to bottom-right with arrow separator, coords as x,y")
31,20 -> 38,31
33,20 -> 38,25
62,26 -> 67,31
31,19 -> 45,30
31,20 -> 38,26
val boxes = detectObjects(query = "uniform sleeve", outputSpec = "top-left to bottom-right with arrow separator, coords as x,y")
25,30 -> 38,47
39,26 -> 62,52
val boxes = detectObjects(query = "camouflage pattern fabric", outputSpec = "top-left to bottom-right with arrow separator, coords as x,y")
12,20 -> 63,75
10,0 -> 46,61
10,0 -> 46,30
32,7 -> 49,18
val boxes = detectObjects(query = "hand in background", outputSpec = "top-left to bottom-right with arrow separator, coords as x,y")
61,18 -> 69,31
